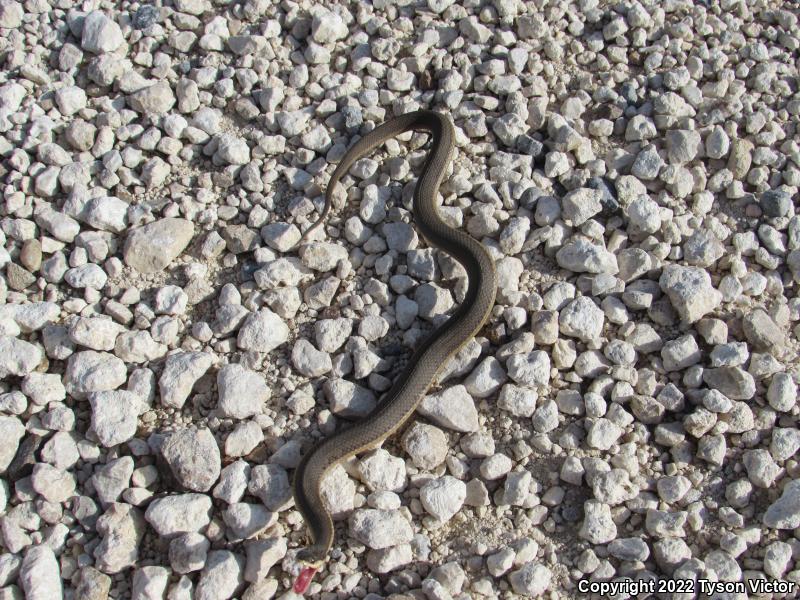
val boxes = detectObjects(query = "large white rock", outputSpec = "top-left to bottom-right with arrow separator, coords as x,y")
81,10 -> 124,53
145,494 -> 213,537
418,385 -> 479,432
159,352 -> 213,409
127,80 -> 177,115
764,480 -> 800,529
420,476 -> 466,522
161,427 -> 221,492
311,9 -> 348,43
5,301 -> 60,332
559,296 -> 605,342
31,463 -> 76,503
348,508 -> 413,549
659,264 -> 722,323
194,550 -> 244,600
94,503 -> 145,574
217,363 -> 268,419
64,350 -> 127,397
69,316 -> 124,351
508,563 -> 552,597
0,335 -> 42,377
89,390 -> 140,447
20,545 -> 62,600
124,218 -> 194,273
236,309 -> 289,353
0,415 -> 25,473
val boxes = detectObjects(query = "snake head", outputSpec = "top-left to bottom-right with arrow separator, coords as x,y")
296,545 -> 327,568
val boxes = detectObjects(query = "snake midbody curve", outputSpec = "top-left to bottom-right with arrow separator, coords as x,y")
292,110 -> 497,576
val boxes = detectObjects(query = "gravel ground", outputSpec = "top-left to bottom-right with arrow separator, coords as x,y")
0,0 -> 799,598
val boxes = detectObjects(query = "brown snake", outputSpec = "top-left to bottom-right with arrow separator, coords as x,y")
292,110 -> 497,592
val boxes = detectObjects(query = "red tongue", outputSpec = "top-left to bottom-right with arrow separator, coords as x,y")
293,566 -> 318,595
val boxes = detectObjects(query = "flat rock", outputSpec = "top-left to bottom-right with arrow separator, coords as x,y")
161,427 -> 221,492
358,449 -> 407,493
299,241 -> 349,271
401,422 -> 448,470
64,350 -> 126,397
20,545 -> 62,600
291,338 -> 332,377
224,422 -> 264,458
222,502 -> 276,539
195,550 -> 244,600
89,390 -> 140,447
556,238 -> 618,274
169,532 -> 210,574
91,456 -> 134,504
217,363 -> 269,419
349,508 -> 413,549
320,465 -> 356,519
127,80 -> 176,114
6,301 -> 60,332
366,544 -> 413,574
244,537 -> 287,582
0,415 -> 25,473
215,134 -> 250,166
764,480 -> 800,529
324,378 -> 377,418
213,460 -> 250,504
0,1 -> 23,29
247,464 -> 291,511
742,309 -> 785,351
311,9 -> 348,43
221,224 -> 259,253
0,335 -> 42,377
261,222 -> 301,252
75,567 -> 111,599
771,428 -> 800,462
159,351 -> 213,409
703,366 -> 756,400
236,309 -> 289,353
94,503 -> 145,573
131,566 -> 170,600
124,218 -> 194,273
69,316 -> 124,351
659,264 -> 722,323
507,351 -> 551,387
145,493 -> 213,536
81,196 -> 128,233
418,385 -> 479,432
64,264 -> 107,289
579,499 -> 617,544
508,563 -> 552,597
559,296 -> 604,342
6,262 -> 35,290
463,356 -> 507,399
115,330 -> 167,363
314,318 -> 353,353
420,476 -> 466,522
81,10 -> 124,53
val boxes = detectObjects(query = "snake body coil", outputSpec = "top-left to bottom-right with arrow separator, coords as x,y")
292,110 -> 497,570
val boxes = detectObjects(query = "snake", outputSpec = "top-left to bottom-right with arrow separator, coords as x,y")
291,110 -> 497,593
